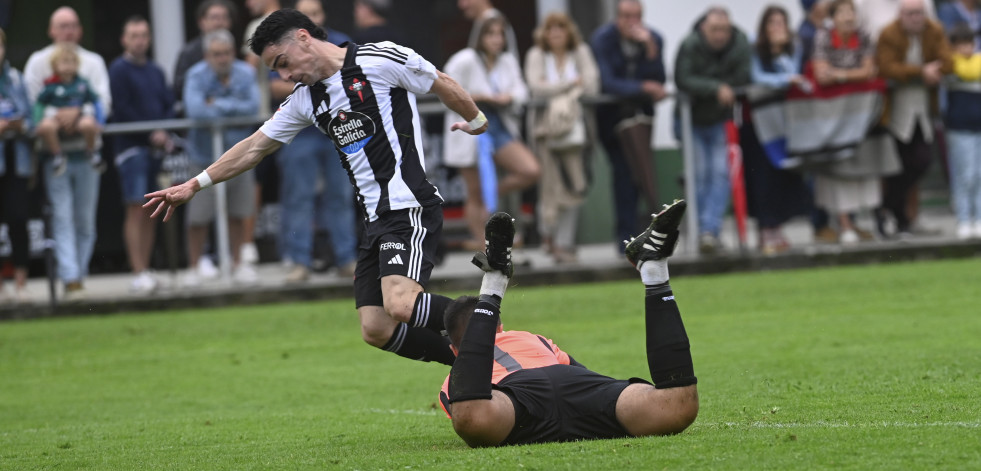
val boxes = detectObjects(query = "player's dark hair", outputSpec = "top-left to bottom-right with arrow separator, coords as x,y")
949,23 -> 976,46
444,295 -> 479,348
249,8 -> 328,56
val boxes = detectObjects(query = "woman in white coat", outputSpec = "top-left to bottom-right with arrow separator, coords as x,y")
524,12 -> 599,264
443,16 -> 540,249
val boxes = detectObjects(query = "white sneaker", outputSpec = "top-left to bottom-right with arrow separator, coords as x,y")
63,285 -> 86,302
130,271 -> 159,294
839,229 -> 859,245
284,265 -> 309,283
181,270 -> 202,288
14,287 -> 30,304
956,223 -> 973,240
197,256 -> 219,279
233,264 -> 259,285
240,243 -> 259,264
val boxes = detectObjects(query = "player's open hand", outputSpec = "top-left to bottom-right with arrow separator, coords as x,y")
143,182 -> 196,222
449,120 -> 488,135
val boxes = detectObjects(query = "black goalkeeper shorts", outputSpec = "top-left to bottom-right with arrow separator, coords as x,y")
494,364 -> 651,445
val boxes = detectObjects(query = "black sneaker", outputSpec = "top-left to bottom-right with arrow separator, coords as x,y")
624,199 -> 687,267
471,212 -> 514,278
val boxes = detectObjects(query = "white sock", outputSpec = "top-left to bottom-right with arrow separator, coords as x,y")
480,271 -> 509,298
639,260 -> 669,286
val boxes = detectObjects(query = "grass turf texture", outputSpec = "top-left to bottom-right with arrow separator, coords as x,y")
2,258 -> 980,470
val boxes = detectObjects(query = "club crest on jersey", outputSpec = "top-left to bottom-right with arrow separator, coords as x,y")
348,78 -> 367,102
329,110 -> 375,155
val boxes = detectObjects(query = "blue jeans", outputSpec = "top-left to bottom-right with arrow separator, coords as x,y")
692,123 -> 730,236
278,128 -> 357,267
947,130 -> 981,223
598,133 -> 641,249
44,153 -> 101,283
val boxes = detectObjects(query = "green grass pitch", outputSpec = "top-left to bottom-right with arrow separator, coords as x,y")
2,258 -> 980,470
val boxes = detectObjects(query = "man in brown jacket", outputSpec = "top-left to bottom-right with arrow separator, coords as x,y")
875,0 -> 952,237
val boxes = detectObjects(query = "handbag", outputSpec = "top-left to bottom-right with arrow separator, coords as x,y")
540,89 -> 587,151
548,118 -> 586,150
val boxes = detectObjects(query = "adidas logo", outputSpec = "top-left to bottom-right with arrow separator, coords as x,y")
388,254 -> 404,265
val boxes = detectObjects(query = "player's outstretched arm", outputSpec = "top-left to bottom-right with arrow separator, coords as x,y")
429,70 -> 489,135
143,130 -> 282,222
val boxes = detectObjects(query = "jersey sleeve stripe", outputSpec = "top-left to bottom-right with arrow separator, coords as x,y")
357,52 -> 407,65
360,43 -> 409,60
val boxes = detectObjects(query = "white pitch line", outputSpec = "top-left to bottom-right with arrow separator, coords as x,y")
367,408 -> 444,416
705,421 -> 981,429
361,410 -> 981,429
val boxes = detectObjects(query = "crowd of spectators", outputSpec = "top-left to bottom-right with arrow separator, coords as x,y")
2,0 -> 981,302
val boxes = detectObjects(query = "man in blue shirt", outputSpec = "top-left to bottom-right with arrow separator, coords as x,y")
183,29 -> 261,286
109,15 -> 175,294
590,0 -> 667,252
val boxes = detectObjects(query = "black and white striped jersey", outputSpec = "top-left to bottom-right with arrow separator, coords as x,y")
259,41 -> 443,222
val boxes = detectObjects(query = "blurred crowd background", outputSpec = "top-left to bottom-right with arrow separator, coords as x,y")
1,0 -> 979,302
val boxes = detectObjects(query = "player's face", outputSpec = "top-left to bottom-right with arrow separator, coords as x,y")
122,21 -> 151,57
263,36 -> 320,86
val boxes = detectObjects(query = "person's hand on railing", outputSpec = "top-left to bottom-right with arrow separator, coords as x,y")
642,80 -> 667,102
717,84 -> 736,107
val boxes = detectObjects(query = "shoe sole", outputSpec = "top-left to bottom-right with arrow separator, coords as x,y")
484,212 -> 515,277
625,200 -> 687,266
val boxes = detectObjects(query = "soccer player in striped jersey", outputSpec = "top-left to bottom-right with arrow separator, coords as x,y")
441,201 -> 698,446
144,9 -> 489,366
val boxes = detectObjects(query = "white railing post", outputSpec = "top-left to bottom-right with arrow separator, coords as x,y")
210,124 -> 233,282
678,92 -> 700,256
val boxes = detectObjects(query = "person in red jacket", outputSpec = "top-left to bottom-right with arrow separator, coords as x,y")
440,200 -> 698,447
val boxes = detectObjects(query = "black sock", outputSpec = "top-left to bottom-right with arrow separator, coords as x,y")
447,294 -> 501,403
380,323 -> 456,366
645,282 -> 697,389
409,292 -> 452,334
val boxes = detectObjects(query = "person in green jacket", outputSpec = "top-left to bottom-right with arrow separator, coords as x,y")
674,6 -> 751,255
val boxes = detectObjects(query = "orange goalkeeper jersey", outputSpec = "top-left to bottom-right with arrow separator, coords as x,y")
439,330 -> 572,418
